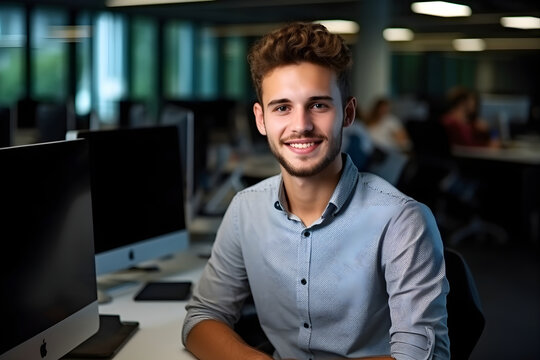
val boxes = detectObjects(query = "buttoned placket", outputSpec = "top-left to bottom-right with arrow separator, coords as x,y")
297,227 -> 314,357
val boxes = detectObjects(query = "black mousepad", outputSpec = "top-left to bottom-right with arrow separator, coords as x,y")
133,281 -> 192,301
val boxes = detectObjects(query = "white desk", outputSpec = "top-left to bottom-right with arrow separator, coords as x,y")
96,242 -> 211,360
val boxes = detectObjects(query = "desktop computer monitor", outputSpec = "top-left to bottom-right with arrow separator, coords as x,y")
72,125 -> 189,277
480,94 -> 531,141
163,99 -> 238,169
159,104 -> 196,224
0,139 -> 99,360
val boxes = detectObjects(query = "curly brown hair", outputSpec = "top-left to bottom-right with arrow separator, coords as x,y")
247,22 -> 353,107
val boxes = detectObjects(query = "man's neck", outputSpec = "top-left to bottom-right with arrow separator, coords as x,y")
282,156 -> 344,227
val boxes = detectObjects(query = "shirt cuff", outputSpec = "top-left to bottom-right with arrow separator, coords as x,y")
390,327 -> 435,360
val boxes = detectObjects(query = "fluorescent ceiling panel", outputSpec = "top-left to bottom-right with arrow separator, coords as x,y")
314,20 -> 359,34
107,0 -> 214,6
453,38 -> 486,51
501,16 -> 540,29
411,1 -> 472,17
383,28 -> 414,41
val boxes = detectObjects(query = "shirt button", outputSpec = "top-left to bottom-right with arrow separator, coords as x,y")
274,201 -> 282,210
303,322 -> 309,328
303,230 -> 310,237
301,278 -> 307,285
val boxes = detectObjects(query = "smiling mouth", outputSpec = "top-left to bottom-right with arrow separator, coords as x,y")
289,142 -> 315,149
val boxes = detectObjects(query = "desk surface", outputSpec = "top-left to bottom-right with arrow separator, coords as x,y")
452,140 -> 540,165
97,242 -> 212,360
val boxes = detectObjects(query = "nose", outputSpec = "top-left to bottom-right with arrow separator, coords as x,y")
290,108 -> 314,133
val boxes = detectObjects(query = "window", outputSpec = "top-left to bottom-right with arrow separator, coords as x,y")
75,12 -> 92,119
197,26 -> 218,98
164,21 -> 195,98
223,35 -> 248,99
94,12 -> 127,124
31,7 -> 68,100
0,5 -> 25,105
131,16 -> 158,118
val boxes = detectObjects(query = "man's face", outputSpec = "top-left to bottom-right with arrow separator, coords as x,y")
253,62 -> 353,178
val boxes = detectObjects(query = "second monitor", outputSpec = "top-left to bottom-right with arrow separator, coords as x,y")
73,125 -> 190,279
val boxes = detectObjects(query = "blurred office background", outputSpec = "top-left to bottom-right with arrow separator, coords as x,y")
0,1 -> 539,358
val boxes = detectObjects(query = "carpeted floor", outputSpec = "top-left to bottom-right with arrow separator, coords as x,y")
451,239 -> 540,360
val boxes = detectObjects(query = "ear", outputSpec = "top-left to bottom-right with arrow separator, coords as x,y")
343,97 -> 357,128
253,102 -> 267,136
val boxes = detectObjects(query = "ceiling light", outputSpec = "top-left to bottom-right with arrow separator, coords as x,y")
383,28 -> 414,41
314,20 -> 359,34
500,16 -> 540,30
411,1 -> 472,17
107,0 -> 214,7
452,38 -> 486,51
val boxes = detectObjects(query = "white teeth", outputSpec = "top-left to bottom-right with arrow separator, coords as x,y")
289,142 -> 314,149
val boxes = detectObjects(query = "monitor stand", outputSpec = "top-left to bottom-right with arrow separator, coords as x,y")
61,314 -> 138,359
97,288 -> 113,304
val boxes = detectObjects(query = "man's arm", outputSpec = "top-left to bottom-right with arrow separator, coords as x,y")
185,319 -> 273,360
185,319 -> 396,360
383,202 -> 450,359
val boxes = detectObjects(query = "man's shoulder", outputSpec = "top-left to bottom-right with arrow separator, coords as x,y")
355,171 -> 413,205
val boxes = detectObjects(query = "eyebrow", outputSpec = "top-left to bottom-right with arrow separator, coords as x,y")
266,95 -> 334,108
267,98 -> 290,107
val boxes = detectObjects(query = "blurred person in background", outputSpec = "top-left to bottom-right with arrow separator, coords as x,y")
342,104 -> 374,171
440,86 -> 500,148
363,97 -> 412,153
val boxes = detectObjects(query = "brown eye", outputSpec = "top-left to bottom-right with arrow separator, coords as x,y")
274,105 -> 289,112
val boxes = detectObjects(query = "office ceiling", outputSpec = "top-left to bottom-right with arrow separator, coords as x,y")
11,0 -> 540,41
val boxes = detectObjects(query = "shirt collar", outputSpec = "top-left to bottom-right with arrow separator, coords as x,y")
325,153 -> 359,217
274,153 -> 359,218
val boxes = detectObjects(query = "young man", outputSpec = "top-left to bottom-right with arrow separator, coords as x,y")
182,22 -> 450,360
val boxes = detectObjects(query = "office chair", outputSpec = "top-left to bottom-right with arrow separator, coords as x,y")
234,295 -> 274,355
400,118 -> 508,245
444,247 -> 485,359
36,101 -> 69,142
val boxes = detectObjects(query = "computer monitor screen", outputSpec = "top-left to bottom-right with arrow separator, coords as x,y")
164,99 -> 237,174
159,104 -> 196,224
480,94 -> 531,141
75,125 -> 189,276
0,139 -> 99,360
118,99 -> 150,128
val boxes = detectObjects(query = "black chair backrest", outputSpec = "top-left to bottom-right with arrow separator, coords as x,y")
406,118 -> 452,158
36,101 -> 69,142
0,106 -> 12,148
444,247 -> 485,359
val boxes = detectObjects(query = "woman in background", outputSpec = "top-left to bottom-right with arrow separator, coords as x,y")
363,97 -> 412,153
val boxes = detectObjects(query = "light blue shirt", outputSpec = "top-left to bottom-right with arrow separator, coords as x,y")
183,154 -> 450,360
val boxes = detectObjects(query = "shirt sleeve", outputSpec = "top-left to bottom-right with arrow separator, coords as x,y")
181,196 -> 251,346
382,201 -> 450,360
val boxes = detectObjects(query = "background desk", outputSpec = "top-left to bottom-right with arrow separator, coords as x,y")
452,142 -> 540,165
451,142 -> 540,244
96,242 -> 211,360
